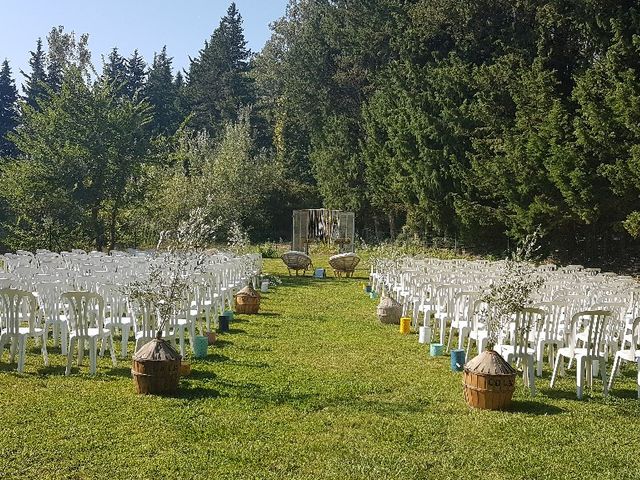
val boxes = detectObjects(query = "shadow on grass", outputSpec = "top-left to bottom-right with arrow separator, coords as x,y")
256,312 -> 281,318
212,339 -> 233,348
225,328 -> 246,335
508,399 -> 565,415
197,353 -> 230,364
539,388 -> 581,401
177,386 -> 222,399
106,366 -> 133,378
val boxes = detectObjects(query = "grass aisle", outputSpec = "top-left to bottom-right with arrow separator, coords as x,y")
0,257 -> 639,479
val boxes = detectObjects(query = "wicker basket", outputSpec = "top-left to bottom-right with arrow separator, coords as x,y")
376,295 -> 402,325
282,251 -> 313,276
329,253 -> 360,278
235,284 -> 261,314
463,350 -> 516,410
132,338 -> 181,395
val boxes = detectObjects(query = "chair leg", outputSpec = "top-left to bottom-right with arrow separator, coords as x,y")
9,336 -> 18,363
576,357 -> 585,400
536,341 -> 544,377
17,336 -> 27,373
65,337 -> 76,375
550,351 -> 562,388
61,324 -> 68,355
52,322 -> 59,347
78,339 -> 85,365
637,358 -> 640,399
607,355 -> 620,393
121,325 -> 130,359
601,358 -> 608,396
446,326 -> 453,352
109,335 -> 117,367
528,357 -> 536,396
0,334 -> 7,361
89,338 -> 97,375
41,333 -> 49,366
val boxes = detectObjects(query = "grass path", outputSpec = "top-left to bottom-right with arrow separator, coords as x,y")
0,257 -> 639,479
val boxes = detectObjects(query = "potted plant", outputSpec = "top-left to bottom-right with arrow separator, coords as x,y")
463,230 -> 544,410
128,207 -> 218,395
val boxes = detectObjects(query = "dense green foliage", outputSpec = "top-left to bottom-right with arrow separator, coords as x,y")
1,1 -> 640,260
0,257 -> 639,479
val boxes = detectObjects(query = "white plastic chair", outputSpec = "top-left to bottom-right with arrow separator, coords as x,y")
607,316 -> 640,398
62,291 -> 117,375
550,310 -> 612,399
496,308 -> 544,396
0,288 -> 49,373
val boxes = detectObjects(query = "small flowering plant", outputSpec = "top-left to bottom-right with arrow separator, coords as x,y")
481,229 -> 545,348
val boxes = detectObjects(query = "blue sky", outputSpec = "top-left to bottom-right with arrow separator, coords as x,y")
1,0 -> 289,88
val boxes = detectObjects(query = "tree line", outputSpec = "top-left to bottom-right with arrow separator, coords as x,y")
1,1 -> 640,263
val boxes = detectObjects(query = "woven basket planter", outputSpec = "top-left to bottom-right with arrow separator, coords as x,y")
282,251 -> 313,276
235,284 -> 261,314
376,295 -> 402,325
463,350 -> 516,410
329,253 -> 360,278
132,338 -> 181,395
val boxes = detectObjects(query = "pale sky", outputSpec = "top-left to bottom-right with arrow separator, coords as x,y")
0,0 -> 289,89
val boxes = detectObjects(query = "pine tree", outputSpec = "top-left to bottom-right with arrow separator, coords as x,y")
0,59 -> 20,157
187,2 -> 254,134
21,38 -> 48,109
125,49 -> 146,99
101,47 -> 128,93
145,46 -> 179,135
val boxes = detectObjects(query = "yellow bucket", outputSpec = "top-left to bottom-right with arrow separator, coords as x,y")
399,317 -> 411,334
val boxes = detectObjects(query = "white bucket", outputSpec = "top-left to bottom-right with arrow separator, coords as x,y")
260,281 -> 269,293
418,326 -> 431,344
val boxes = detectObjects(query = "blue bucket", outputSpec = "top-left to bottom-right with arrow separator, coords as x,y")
193,335 -> 208,358
430,343 -> 444,357
218,314 -> 230,332
365,285 -> 372,293
450,349 -> 466,372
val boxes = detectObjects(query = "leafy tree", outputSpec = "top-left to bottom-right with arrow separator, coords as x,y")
45,26 -> 93,91
0,60 -> 19,157
3,68 -> 152,251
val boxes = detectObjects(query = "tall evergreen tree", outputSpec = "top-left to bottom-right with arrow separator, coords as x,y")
145,46 -> 179,135
187,2 -> 254,134
101,47 -> 128,93
125,49 -> 147,99
21,38 -> 48,109
0,60 -> 20,157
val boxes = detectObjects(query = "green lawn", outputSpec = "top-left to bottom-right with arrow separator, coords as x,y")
1,256 -> 639,479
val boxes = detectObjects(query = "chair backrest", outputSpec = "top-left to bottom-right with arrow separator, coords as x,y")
567,310 -> 612,358
62,291 -> 105,337
626,316 -> 640,359
0,288 -> 38,335
131,299 -> 157,338
510,308 -> 546,356
536,301 -> 569,340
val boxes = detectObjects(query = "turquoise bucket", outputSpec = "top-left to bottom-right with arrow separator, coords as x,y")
450,349 -> 466,372
224,309 -> 234,321
193,335 -> 208,358
430,343 -> 444,357
369,291 -> 378,300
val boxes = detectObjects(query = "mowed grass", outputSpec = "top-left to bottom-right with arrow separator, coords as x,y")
1,256 -> 639,479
